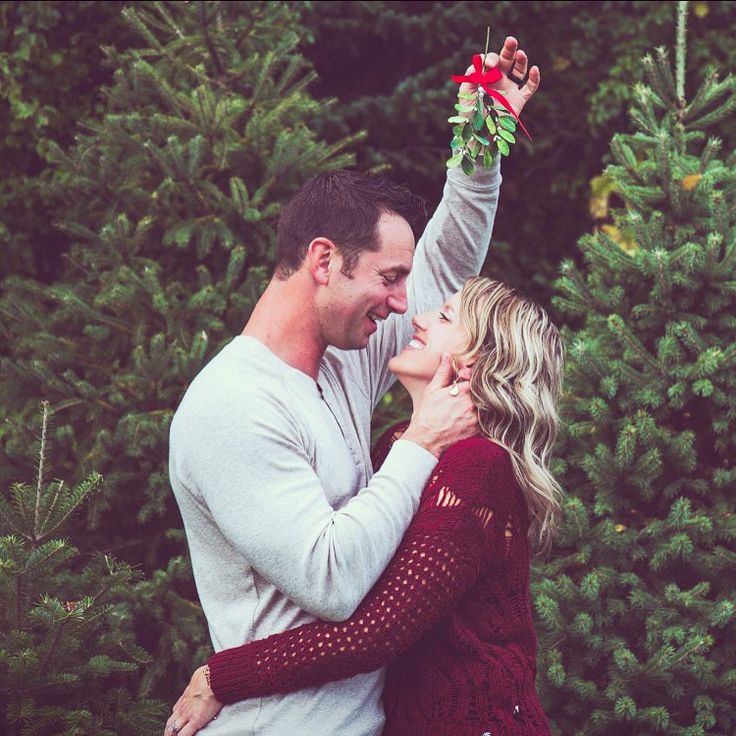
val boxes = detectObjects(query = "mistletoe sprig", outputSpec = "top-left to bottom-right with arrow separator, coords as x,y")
447,53 -> 531,176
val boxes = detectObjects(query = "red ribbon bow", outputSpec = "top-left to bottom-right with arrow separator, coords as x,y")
452,54 -> 531,141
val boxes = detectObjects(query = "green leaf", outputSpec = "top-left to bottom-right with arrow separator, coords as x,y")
450,137 -> 464,150
461,157 -> 475,176
498,115 -> 517,131
15,42 -> 32,62
483,148 -> 494,168
446,153 -> 464,168
462,125 -> 473,142
497,138 -> 510,156
454,103 -> 475,113
473,133 -> 490,146
498,129 -> 516,143
459,92 -> 476,100
472,111 -> 484,131
485,116 -> 497,135
11,98 -> 35,120
452,124 -> 465,137
448,115 -> 467,124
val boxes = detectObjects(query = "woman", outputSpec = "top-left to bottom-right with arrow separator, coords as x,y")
166,276 -> 565,735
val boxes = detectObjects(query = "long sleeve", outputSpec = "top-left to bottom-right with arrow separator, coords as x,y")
170,364 -> 437,622
321,160 -> 502,414
367,162 -> 503,406
208,436 -> 516,704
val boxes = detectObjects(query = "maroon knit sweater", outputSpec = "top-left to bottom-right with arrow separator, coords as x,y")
208,424 -> 552,736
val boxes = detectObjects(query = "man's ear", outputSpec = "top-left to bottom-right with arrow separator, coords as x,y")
306,237 -> 336,286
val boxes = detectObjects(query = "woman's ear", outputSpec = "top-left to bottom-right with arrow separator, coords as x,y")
456,363 -> 474,381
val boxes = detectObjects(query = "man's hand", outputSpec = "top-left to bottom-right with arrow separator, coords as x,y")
164,666 -> 222,736
458,36 -> 540,117
402,354 -> 478,458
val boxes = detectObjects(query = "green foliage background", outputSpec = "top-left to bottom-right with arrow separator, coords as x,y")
1,1 -> 734,734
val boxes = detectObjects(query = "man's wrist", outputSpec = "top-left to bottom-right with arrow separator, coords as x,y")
401,426 -> 443,459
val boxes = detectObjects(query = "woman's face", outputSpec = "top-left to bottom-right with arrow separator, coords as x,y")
388,290 -> 470,382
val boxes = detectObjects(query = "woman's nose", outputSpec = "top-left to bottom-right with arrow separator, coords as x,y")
412,312 -> 428,330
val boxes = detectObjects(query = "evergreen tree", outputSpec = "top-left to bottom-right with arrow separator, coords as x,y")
534,13 -> 736,735
0,0 -> 357,700
300,0 -> 736,302
0,1 -> 135,283
0,402 -> 164,735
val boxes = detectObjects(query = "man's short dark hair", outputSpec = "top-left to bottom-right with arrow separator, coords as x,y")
275,170 -> 427,279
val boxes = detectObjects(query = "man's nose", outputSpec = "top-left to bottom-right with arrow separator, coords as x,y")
387,286 -> 408,315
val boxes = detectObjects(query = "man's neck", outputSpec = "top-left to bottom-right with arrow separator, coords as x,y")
242,276 -> 325,380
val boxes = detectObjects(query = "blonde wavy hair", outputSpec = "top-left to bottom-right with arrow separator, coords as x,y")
454,277 -> 565,552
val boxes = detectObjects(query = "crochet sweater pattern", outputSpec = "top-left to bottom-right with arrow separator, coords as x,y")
208,425 -> 552,736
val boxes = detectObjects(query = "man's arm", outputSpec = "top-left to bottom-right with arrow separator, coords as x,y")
361,37 -> 539,406
366,158 -> 502,405
172,384 -> 438,622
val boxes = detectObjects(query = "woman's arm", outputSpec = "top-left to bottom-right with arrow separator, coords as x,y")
209,437 -> 512,703
165,438 -> 516,735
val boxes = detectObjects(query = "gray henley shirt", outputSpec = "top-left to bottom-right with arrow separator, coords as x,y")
169,161 -> 502,735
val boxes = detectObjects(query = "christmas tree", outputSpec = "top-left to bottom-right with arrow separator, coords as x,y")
1,0 -> 358,700
0,1 -> 135,284
0,402 -> 165,735
300,0 -> 736,302
534,6 -> 736,734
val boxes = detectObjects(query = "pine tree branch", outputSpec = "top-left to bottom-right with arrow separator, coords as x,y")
79,536 -> 152,557
233,11 -> 258,53
682,67 -> 718,122
676,1 -> 688,104
200,2 -> 224,80
38,619 -> 68,675
34,401 -> 50,543
607,315 -> 664,375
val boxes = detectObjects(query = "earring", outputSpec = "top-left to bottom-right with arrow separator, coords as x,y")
449,376 -> 460,396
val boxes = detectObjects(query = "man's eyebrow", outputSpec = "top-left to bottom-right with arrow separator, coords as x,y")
382,266 -> 411,277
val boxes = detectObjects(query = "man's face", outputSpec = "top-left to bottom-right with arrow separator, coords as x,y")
322,212 -> 415,350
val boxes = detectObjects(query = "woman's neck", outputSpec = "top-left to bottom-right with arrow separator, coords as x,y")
397,375 -> 428,414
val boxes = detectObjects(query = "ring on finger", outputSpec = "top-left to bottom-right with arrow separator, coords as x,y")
506,60 -> 526,86
507,70 -> 525,87
169,725 -> 181,734
506,55 -> 527,87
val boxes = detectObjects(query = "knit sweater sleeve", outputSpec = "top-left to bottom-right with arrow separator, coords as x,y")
208,437 -> 516,704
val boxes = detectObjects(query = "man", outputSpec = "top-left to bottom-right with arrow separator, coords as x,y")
168,37 -> 539,735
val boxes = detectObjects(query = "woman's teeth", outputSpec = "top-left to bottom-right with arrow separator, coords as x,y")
408,339 -> 424,350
